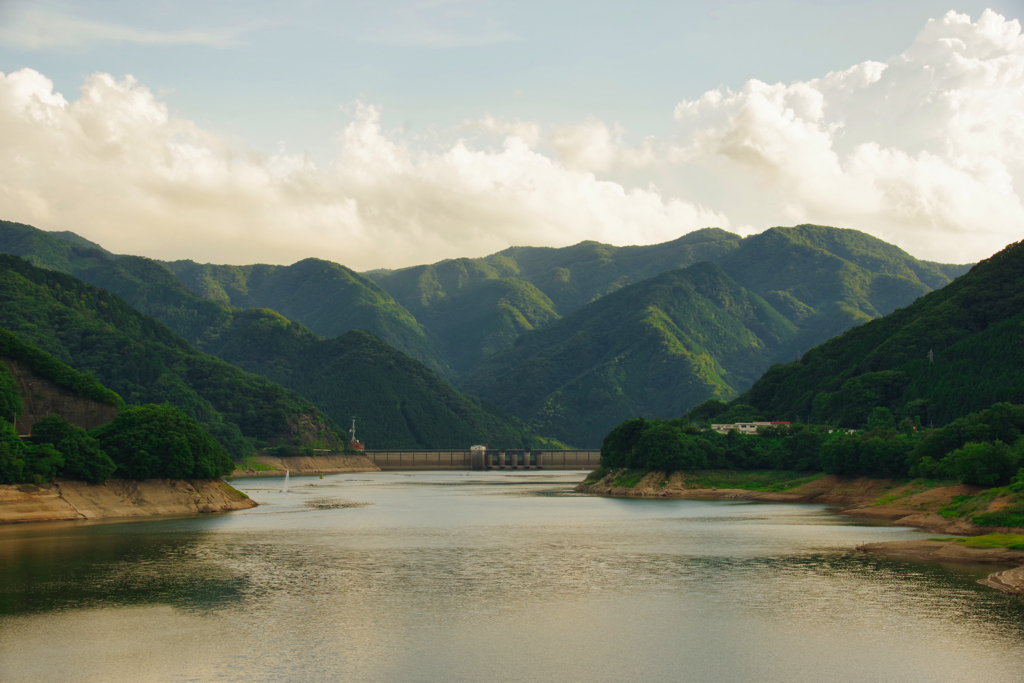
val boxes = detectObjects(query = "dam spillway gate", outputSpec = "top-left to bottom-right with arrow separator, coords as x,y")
361,449 -> 600,471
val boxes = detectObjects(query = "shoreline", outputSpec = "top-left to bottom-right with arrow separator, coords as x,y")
230,453 -> 379,477
0,478 -> 256,524
577,469 -> 1024,597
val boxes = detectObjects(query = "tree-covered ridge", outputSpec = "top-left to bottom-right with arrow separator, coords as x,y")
369,227 -> 742,317
202,309 -> 543,449
0,222 -> 542,450
461,262 -> 798,447
737,239 -> 1024,428
0,254 -> 340,456
164,257 -> 449,376
0,328 -> 123,408
600,402 -> 1024,493
716,224 -> 972,354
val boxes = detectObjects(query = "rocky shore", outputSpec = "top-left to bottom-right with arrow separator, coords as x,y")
0,478 -> 256,524
576,471 -> 1015,535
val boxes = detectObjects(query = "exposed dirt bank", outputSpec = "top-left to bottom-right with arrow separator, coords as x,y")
576,471 -> 1020,535
0,479 -> 256,524
857,539 -> 1024,597
230,454 -> 379,477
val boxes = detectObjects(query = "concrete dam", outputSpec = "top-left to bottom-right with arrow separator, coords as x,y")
362,449 -> 600,471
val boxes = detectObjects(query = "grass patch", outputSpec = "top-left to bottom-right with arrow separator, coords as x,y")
582,466 -> 608,485
871,479 -> 946,507
610,469 -> 648,488
939,490 -> 1001,519
974,502 -> 1024,528
929,533 -> 1024,550
685,470 -> 824,492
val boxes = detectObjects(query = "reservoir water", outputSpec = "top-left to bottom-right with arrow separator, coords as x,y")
1,471 -> 1022,683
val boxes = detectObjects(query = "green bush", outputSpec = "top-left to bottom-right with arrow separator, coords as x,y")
32,415 -> 116,484
945,441 -> 1019,487
93,404 -> 234,479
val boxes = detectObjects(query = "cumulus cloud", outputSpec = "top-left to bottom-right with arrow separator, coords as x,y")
671,9 -> 1024,262
0,4 -> 249,49
0,70 -> 725,268
550,118 -> 656,173
1,9 -> 1022,269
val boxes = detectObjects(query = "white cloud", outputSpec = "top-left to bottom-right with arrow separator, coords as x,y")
463,116 -> 541,148
0,4 -> 247,49
0,70 -> 726,268
549,118 -> 656,173
671,9 -> 1024,262
1,9 -> 1022,269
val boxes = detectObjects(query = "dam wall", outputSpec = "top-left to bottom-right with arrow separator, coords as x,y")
363,449 -> 600,471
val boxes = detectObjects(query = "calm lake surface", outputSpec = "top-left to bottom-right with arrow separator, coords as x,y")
1,471 -> 1022,683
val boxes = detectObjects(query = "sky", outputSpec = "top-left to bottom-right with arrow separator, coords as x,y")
0,1 -> 1022,269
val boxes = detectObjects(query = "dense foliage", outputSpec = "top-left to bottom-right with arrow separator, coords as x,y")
204,312 -> 540,449
603,402 -> 1024,488
164,256 -> 449,376
738,239 -> 1024,428
93,405 -> 234,479
0,361 -> 22,423
0,253 -> 338,456
30,415 -> 116,484
0,328 -> 122,408
462,263 -> 799,446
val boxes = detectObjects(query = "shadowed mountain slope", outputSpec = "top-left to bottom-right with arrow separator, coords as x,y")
0,254 -> 340,455
163,257 -> 449,376
460,262 -> 798,447
738,239 -> 1024,428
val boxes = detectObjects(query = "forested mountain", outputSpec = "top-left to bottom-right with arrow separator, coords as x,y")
366,225 -> 967,377
0,254 -> 340,456
1,218 -> 975,449
738,239 -> 1024,428
368,228 -> 741,316
460,262 -> 798,447
203,312 -> 541,448
0,222 -> 541,449
163,257 -> 449,376
716,225 -> 972,353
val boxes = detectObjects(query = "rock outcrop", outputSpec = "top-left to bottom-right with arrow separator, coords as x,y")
4,358 -> 118,434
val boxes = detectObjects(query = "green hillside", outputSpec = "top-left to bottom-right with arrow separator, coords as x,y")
202,311 -> 539,449
0,254 -> 340,456
0,222 -> 541,450
461,262 -> 798,447
738,239 -> 1024,428
717,225 -> 971,354
367,229 -> 740,313
164,257 -> 449,376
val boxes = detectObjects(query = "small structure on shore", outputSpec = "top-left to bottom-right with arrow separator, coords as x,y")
710,421 -> 790,434
348,416 -> 365,451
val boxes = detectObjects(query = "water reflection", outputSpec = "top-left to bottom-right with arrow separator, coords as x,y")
0,471 -> 1022,683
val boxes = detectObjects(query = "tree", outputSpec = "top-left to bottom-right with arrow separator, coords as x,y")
93,404 -> 234,479
600,418 -> 650,468
32,415 -> 116,484
944,441 -> 1019,487
867,407 -> 895,433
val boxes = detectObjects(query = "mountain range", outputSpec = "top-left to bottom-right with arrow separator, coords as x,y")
0,219 -> 972,447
